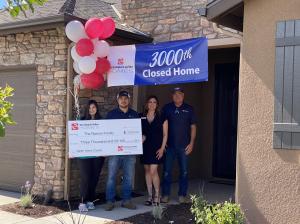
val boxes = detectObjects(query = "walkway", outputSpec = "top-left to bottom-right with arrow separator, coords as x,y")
0,179 -> 235,224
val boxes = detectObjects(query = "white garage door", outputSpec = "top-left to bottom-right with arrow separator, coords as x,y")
0,68 -> 36,191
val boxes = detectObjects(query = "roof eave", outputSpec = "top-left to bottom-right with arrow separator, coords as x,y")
64,13 -> 153,43
206,0 -> 244,31
206,0 -> 243,20
0,14 -> 66,36
0,13 -> 153,43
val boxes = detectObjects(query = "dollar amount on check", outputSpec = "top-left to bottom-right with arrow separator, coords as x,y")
68,119 -> 143,158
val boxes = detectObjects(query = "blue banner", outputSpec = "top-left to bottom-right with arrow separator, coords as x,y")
107,38 -> 208,87
134,38 -> 208,85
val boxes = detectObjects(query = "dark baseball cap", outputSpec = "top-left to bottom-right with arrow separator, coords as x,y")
117,90 -> 130,98
172,87 -> 184,93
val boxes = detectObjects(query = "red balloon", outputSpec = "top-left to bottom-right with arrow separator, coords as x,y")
99,17 -> 115,39
95,58 -> 111,74
85,18 -> 104,39
80,72 -> 105,90
76,38 -> 94,56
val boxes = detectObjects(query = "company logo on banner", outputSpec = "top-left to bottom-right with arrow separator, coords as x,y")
107,38 -> 208,86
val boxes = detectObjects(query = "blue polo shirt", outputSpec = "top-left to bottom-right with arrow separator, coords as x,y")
161,102 -> 196,149
106,107 -> 140,119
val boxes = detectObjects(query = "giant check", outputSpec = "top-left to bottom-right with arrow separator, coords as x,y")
68,119 -> 143,158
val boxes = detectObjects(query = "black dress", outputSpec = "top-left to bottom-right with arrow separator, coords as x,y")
141,114 -> 164,164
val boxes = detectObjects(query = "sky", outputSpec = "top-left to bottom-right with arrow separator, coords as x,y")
0,0 -> 6,9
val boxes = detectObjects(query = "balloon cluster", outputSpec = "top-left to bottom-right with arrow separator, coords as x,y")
66,17 -> 115,90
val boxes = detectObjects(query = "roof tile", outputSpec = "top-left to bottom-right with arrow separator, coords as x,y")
0,0 -> 149,37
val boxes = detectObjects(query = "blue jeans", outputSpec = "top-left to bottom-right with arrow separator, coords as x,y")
106,155 -> 136,202
162,147 -> 188,197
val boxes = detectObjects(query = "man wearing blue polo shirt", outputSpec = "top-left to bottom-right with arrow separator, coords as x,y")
161,87 -> 197,204
105,90 -> 139,211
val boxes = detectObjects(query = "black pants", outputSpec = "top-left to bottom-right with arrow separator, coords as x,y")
78,157 -> 105,203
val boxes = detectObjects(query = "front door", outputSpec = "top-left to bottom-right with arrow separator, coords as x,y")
212,63 -> 239,180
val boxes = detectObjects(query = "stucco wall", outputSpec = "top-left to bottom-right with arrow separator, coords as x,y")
237,0 -> 300,223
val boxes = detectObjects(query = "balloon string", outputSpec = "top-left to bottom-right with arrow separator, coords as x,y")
66,86 -> 81,120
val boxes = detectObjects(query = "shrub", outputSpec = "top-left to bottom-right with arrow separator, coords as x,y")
152,204 -> 165,220
19,194 -> 33,208
191,195 -> 209,223
19,180 -> 34,208
191,195 -> 245,224
0,85 -> 16,137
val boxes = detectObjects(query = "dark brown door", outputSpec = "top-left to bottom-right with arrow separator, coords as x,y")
212,63 -> 239,180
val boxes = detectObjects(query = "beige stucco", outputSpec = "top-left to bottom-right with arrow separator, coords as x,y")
237,0 -> 300,223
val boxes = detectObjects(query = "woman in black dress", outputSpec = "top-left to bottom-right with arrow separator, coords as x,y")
141,96 -> 168,205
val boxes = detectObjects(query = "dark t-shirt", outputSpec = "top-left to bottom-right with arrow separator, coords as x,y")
161,102 -> 196,149
106,107 -> 139,119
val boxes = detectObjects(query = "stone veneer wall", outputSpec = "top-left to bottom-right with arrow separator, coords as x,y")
0,25 -> 134,200
121,0 -> 241,42
0,26 -> 68,199
0,0 -> 241,200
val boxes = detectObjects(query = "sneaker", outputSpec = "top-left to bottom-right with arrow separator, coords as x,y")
78,203 -> 88,212
178,196 -> 190,204
105,201 -> 115,211
121,200 -> 137,210
86,201 -> 95,210
160,196 -> 169,203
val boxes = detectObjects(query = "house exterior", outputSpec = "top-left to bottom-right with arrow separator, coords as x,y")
0,0 -> 245,201
4,2 -> 297,224
206,0 -> 300,223
0,0 -> 152,200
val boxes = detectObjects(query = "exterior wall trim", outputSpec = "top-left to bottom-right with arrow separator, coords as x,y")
276,37 -> 300,47
206,0 -> 243,20
64,43 -> 74,200
274,123 -> 300,132
0,15 -> 65,30
208,37 -> 241,49
0,64 -> 37,72
0,14 -> 153,43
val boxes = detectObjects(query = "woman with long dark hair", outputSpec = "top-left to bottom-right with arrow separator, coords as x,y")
141,96 -> 168,205
78,100 -> 105,212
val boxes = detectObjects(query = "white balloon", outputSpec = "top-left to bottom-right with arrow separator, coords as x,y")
71,46 -> 81,62
73,61 -> 81,74
65,20 -> 88,43
90,52 -> 98,61
78,56 -> 96,74
73,74 -> 81,86
73,74 -> 85,89
94,40 -> 110,58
